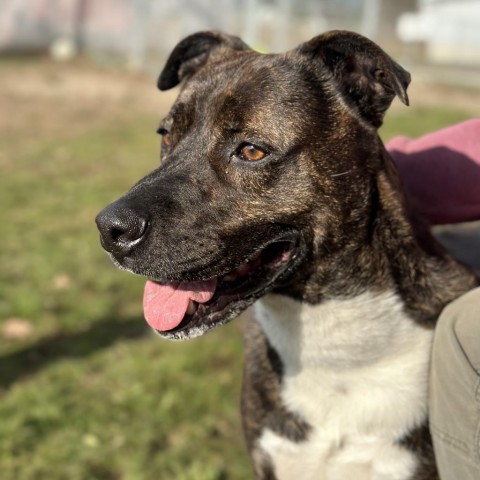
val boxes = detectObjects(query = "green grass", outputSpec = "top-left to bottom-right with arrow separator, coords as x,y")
0,71 -> 475,479
0,111 -> 247,479
380,104 -> 473,140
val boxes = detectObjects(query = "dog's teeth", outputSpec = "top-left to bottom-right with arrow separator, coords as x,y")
235,263 -> 251,276
223,273 -> 237,282
186,300 -> 196,315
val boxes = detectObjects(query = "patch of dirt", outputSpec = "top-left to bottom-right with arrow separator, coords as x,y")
410,64 -> 480,111
2,318 -> 34,340
0,59 -> 177,141
390,77 -> 480,113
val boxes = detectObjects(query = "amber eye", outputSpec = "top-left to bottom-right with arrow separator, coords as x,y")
239,144 -> 267,162
157,128 -> 172,160
161,132 -> 171,148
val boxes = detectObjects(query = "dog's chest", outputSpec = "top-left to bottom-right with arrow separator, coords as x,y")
254,292 -> 433,480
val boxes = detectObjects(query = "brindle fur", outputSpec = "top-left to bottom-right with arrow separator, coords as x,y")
96,30 -> 478,479
242,315 -> 310,478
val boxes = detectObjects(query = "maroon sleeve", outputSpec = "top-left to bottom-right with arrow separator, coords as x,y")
387,119 -> 480,225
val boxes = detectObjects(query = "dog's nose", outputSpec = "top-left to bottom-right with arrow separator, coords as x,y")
95,203 -> 148,256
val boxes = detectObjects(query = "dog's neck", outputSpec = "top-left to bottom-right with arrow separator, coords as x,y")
274,148 -> 477,325
256,290 -> 432,371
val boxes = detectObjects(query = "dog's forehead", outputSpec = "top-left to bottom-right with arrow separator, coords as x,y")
172,52 -> 329,141
186,52 -> 298,95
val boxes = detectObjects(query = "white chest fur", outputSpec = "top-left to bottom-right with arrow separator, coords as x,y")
254,291 -> 434,480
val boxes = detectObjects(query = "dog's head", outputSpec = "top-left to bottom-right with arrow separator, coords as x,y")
96,30 -> 410,339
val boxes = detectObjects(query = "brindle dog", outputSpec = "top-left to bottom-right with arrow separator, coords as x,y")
96,31 -> 477,479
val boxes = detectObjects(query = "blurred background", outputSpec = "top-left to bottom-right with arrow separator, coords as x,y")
0,1 -> 479,479
2,0 -> 480,75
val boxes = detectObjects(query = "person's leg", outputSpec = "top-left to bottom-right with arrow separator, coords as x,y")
430,287 -> 480,479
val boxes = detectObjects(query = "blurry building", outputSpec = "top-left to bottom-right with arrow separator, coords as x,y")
398,0 -> 480,66
0,0 -> 479,71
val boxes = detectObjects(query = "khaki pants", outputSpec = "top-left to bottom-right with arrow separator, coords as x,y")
430,287 -> 480,480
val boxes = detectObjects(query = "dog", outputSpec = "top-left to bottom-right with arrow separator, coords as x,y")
95,30 -> 478,479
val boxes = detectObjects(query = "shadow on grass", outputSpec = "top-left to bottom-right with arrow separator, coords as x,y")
0,317 -> 149,390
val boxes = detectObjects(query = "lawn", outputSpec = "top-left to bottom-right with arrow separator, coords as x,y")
0,59 -> 477,480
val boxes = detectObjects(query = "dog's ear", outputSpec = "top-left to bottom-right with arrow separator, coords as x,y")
158,31 -> 249,90
297,30 -> 410,127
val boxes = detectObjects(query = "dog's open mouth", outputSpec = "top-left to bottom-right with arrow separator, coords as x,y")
143,234 -> 300,339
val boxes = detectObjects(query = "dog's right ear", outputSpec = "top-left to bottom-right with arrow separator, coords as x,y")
297,30 -> 410,128
158,31 -> 249,90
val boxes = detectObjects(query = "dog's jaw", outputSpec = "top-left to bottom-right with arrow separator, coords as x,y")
148,232 -> 307,340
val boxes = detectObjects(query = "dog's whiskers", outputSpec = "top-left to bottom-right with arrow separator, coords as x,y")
331,170 -> 352,178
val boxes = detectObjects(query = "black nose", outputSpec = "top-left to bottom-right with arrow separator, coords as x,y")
95,203 -> 148,256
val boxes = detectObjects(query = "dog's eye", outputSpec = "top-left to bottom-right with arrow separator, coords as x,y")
162,133 -> 172,147
157,128 -> 172,160
157,128 -> 172,148
238,144 -> 267,162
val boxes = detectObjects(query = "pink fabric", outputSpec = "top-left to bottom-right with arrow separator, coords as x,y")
387,119 -> 480,225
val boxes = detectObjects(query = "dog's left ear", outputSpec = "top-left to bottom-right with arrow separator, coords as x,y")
158,31 -> 249,90
297,30 -> 410,128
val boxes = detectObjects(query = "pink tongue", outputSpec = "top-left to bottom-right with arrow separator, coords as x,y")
143,279 -> 217,331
